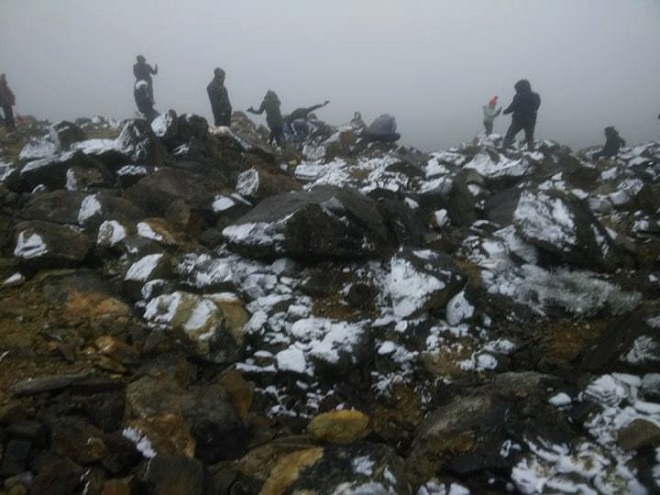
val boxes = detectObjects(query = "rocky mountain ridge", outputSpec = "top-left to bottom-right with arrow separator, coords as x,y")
0,112 -> 658,494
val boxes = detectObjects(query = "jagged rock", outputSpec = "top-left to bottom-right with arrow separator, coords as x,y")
235,165 -> 302,202
126,376 -> 247,462
223,185 -> 389,260
13,220 -> 92,268
581,310 -> 659,374
446,169 -> 479,227
408,394 -> 508,479
123,252 -> 173,300
125,166 -> 229,219
375,197 -> 429,247
114,119 -> 172,167
389,247 -> 465,318
48,416 -> 108,464
77,191 -> 145,233
135,454 -> 211,494
18,190 -> 86,224
513,189 -> 623,270
18,151 -> 110,191
258,443 -> 410,495
617,418 -> 660,450
142,291 -> 244,363
484,188 -> 522,227
50,120 -> 87,151
124,414 -> 196,458
0,439 -> 31,476
30,458 -> 84,495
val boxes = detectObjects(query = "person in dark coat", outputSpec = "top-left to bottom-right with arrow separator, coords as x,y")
207,68 -> 232,127
0,74 -> 16,130
247,90 -> 285,147
502,79 -> 541,151
363,114 -> 400,143
283,100 -> 329,128
133,55 -> 158,101
284,100 -> 330,142
593,126 -> 626,160
134,80 -> 159,123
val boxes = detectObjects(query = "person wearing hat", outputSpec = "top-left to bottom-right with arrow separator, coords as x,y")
482,95 -> 501,135
502,79 -> 541,151
0,74 -> 16,130
207,68 -> 232,127
133,55 -> 158,101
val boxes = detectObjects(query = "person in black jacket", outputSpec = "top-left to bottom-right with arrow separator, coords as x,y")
207,68 -> 232,127
0,74 -> 16,130
134,80 -> 159,123
247,90 -> 285,147
502,79 -> 541,151
133,55 -> 158,101
593,126 -> 626,160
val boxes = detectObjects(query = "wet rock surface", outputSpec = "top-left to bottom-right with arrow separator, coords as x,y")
0,117 -> 658,494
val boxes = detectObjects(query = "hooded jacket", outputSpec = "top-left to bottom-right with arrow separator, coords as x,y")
207,77 -> 232,125
251,91 -> 284,129
502,79 -> 541,125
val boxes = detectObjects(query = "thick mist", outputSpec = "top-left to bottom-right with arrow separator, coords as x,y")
2,0 -> 659,151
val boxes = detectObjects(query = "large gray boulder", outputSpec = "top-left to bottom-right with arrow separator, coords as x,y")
223,185 -> 390,260
513,189 -> 622,270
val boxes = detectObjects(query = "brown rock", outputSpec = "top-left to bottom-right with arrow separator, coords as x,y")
125,414 -> 196,458
617,418 -> 660,450
260,448 -> 324,495
307,410 -> 370,444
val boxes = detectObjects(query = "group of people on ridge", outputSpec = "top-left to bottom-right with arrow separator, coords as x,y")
482,78 -> 627,158
0,61 -> 649,163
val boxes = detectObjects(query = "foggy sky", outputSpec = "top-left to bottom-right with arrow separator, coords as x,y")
2,0 -> 659,152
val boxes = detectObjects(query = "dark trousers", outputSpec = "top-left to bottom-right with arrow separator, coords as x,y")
213,112 -> 231,127
483,121 -> 493,135
269,127 -> 285,147
1,105 -> 15,130
503,119 -> 535,150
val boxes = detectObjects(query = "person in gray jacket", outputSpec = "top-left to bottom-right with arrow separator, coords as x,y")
482,95 -> 501,135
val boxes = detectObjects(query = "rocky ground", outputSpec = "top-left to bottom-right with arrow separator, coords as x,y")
0,112 -> 658,494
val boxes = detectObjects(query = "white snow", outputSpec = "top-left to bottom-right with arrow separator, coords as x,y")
126,254 -> 164,282
78,194 -> 102,225
14,232 -> 48,259
122,427 -> 156,458
97,220 -> 127,247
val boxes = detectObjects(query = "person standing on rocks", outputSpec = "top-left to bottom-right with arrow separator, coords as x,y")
0,74 -> 16,131
593,126 -> 626,160
283,100 -> 329,132
247,90 -> 286,147
207,68 -> 232,127
134,80 -> 159,124
502,79 -> 541,151
133,55 -> 158,101
482,95 -> 501,135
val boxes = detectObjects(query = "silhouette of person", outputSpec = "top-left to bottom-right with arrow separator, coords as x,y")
247,90 -> 286,147
207,68 -> 232,127
0,74 -> 16,130
482,95 -> 501,135
133,55 -> 158,101
134,80 -> 159,123
593,126 -> 626,160
502,79 -> 541,151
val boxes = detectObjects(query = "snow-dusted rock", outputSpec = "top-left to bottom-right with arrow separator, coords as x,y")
513,189 -> 621,269
223,185 -> 389,260
13,220 -> 91,268
389,248 -> 464,319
